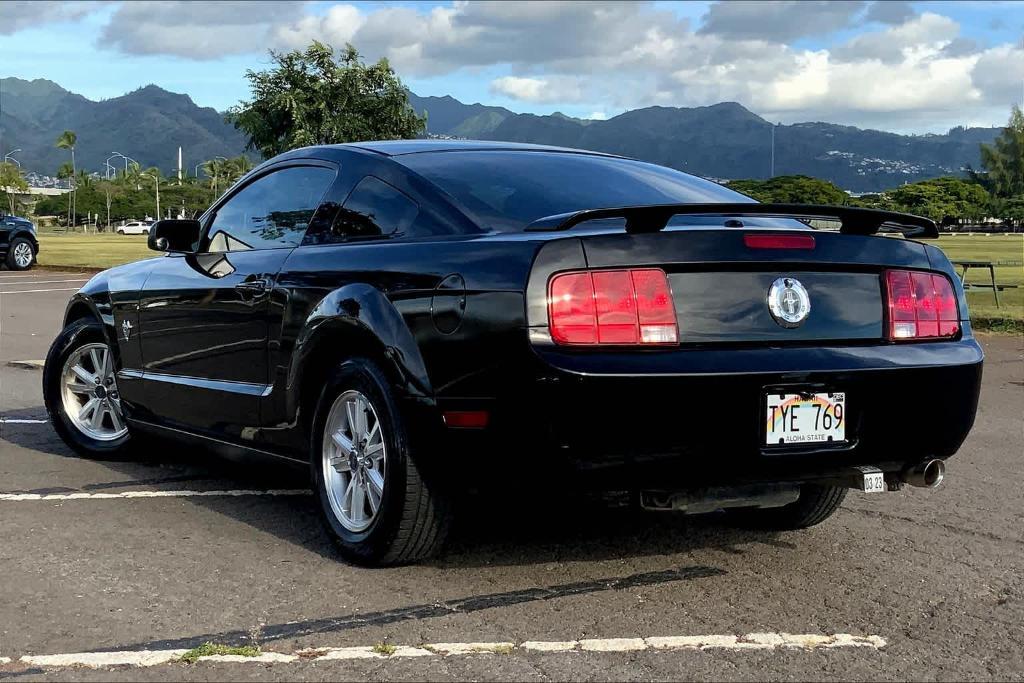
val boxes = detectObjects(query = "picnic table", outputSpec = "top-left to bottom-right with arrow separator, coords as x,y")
950,259 -> 1017,308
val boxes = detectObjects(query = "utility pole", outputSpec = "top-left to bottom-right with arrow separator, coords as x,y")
177,146 -> 182,186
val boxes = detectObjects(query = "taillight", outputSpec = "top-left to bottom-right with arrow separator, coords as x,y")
884,270 -> 959,341
548,268 -> 678,345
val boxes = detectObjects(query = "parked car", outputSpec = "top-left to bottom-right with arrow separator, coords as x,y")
0,212 -> 39,270
116,221 -> 151,235
42,141 -> 983,565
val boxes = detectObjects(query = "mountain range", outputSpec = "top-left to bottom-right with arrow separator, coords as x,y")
1,77 -> 1002,192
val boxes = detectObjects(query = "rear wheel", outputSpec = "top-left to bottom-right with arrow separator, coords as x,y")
43,320 -> 135,459
6,237 -> 35,270
731,484 -> 847,529
312,358 -> 450,565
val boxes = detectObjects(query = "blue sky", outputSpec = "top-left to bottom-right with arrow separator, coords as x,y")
1,1 -> 1022,132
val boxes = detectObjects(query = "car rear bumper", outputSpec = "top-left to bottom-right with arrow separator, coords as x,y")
439,335 -> 984,490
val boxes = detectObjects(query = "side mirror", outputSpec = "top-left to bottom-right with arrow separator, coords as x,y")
149,219 -> 201,253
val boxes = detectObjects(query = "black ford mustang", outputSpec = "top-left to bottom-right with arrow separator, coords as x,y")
43,141 -> 983,565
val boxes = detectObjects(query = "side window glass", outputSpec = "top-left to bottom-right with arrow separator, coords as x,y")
204,165 -> 335,252
331,176 -> 419,241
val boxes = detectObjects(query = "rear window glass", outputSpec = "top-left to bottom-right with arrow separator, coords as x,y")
398,151 -> 754,231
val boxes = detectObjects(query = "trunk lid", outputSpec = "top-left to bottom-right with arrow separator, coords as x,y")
567,228 -> 932,344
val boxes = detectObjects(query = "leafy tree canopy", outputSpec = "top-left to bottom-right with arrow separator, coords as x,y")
885,177 -> 990,222
726,175 -> 849,205
973,105 -> 1024,198
228,42 -> 426,158
0,162 -> 29,214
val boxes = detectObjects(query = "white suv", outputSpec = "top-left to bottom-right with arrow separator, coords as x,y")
116,221 -> 151,235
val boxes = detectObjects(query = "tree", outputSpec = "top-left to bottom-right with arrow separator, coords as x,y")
228,42 -> 426,158
726,175 -> 849,204
56,130 -> 77,224
973,105 -> 1024,198
888,177 -> 990,223
201,155 -> 253,195
0,162 -> 28,214
95,180 -> 122,230
56,162 -> 74,227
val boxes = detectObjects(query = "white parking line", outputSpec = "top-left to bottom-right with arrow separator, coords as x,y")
0,287 -> 83,295
0,418 -> 48,424
0,275 -> 87,281
11,633 -> 887,670
0,279 -> 89,286
0,489 -> 311,501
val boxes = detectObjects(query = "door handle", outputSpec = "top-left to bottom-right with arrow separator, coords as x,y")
235,277 -> 271,294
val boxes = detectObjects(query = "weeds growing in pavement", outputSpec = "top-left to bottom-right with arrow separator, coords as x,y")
178,642 -> 261,663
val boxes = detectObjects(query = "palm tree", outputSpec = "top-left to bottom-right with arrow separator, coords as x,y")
123,161 -> 143,191
224,156 -> 253,186
56,162 -> 74,228
201,158 -> 226,193
56,130 -> 77,225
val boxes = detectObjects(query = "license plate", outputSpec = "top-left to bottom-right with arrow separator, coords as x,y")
765,391 -> 846,445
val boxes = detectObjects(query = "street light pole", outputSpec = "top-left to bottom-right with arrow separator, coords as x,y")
770,124 -> 775,178
3,149 -> 21,167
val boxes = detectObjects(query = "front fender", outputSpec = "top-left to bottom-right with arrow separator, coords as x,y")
287,283 -> 433,416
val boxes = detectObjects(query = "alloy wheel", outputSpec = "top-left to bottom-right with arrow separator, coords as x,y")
322,390 -> 387,532
12,242 -> 32,268
60,342 -> 128,441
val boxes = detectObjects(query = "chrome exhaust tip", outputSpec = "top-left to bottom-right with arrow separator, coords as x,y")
903,459 -> 945,488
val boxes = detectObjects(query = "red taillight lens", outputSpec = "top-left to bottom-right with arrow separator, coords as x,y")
631,269 -> 679,343
884,270 -> 959,341
549,268 -> 678,346
549,271 -> 597,344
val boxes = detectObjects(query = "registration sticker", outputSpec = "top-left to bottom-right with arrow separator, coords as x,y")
765,392 -> 846,445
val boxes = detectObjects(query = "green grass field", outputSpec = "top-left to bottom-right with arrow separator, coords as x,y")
37,233 -> 153,271
934,235 -> 1023,332
34,231 -> 1023,331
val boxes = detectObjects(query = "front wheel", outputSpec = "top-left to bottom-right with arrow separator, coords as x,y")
6,237 -> 35,270
117,229 -> 125,235
311,358 -> 450,565
43,319 -> 135,459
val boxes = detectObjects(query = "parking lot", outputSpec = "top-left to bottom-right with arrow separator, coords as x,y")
0,268 -> 1022,681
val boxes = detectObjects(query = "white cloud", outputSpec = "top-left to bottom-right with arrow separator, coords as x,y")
5,0 -> 1020,131
270,4 -> 364,53
698,1 -> 866,41
588,111 -> 609,121
100,1 -> 308,59
490,76 -> 583,104
0,1 -> 105,35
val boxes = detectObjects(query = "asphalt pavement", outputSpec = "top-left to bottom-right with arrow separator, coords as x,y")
0,269 -> 1022,681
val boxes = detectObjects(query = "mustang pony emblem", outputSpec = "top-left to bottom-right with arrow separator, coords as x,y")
767,277 -> 811,328
122,319 -> 132,340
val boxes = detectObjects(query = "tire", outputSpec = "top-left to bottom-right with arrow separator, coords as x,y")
311,358 -> 450,566
117,230 -> 125,235
143,229 -> 150,235
731,484 -> 847,530
43,319 -> 136,459
5,236 -> 35,271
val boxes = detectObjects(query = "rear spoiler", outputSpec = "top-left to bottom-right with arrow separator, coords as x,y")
523,203 -> 939,238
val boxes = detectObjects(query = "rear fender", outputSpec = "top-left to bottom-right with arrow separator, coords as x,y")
287,283 -> 433,421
